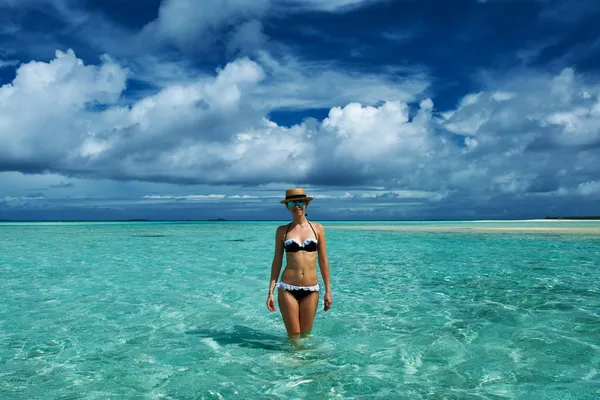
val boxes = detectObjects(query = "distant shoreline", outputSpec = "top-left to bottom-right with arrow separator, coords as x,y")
1,218 -> 600,223
2,219 -> 598,234
472,219 -> 600,222
0,217 -> 600,224
544,216 -> 600,220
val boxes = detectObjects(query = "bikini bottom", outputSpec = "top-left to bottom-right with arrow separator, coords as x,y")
277,281 -> 319,302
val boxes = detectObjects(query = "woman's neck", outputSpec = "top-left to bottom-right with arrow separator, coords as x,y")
292,215 -> 308,225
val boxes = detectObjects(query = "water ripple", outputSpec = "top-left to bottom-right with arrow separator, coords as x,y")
0,222 -> 599,398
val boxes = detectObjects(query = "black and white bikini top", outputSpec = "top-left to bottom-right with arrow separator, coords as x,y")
284,221 -> 318,253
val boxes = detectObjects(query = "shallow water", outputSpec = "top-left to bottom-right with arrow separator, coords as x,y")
1,221 -> 599,399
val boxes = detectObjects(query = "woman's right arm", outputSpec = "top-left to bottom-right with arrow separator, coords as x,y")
267,226 -> 284,311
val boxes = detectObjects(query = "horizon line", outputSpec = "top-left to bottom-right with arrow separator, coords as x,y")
1,217 -> 600,223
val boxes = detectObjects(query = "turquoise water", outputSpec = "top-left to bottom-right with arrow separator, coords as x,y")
1,221 -> 599,399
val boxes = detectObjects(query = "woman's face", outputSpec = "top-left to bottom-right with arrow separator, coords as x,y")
286,200 -> 307,216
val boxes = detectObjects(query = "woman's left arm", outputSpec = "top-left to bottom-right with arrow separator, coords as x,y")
317,224 -> 332,311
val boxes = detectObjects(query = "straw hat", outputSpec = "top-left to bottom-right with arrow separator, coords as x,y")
280,188 -> 313,204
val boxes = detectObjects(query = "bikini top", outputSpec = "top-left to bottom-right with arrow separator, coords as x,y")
284,221 -> 318,253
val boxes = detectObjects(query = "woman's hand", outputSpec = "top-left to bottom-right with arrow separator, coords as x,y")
266,293 -> 276,312
323,291 -> 333,311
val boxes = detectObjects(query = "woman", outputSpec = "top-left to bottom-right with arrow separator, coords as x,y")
266,188 -> 332,338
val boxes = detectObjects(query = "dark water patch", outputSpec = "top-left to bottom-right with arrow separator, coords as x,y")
185,325 -> 287,351
131,235 -> 166,238
533,301 -> 576,311
225,239 -> 245,242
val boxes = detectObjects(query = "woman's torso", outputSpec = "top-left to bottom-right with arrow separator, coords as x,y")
280,222 -> 319,286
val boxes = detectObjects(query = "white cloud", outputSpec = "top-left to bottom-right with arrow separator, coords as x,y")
226,20 -> 268,57
3,195 -> 46,201
277,0 -> 384,12
228,194 -> 263,199
0,49 -> 126,165
359,189 -> 447,200
1,49 -> 600,212
0,49 -> 434,187
140,0 -> 269,53
320,99 -> 433,162
444,68 -> 600,148
143,194 -> 226,201
132,0 -> 392,58
0,59 -> 19,68
0,0 -> 429,116
577,181 -> 600,196
442,92 -> 500,135
252,51 -> 429,110
439,67 -> 600,199
491,91 -> 517,101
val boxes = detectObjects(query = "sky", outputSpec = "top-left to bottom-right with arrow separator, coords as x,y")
0,0 -> 599,221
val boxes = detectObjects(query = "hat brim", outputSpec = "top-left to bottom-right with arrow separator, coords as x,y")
280,196 -> 313,204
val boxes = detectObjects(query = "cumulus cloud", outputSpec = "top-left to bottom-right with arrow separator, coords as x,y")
0,49 -> 435,187
440,67 -> 600,198
442,68 -> 600,150
0,0 -> 428,116
1,49 -> 599,215
0,49 -> 126,172
305,99 -> 437,186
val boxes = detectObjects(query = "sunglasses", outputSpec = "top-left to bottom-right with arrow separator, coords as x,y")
286,200 -> 306,208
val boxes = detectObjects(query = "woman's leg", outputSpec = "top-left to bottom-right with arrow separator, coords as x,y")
299,291 -> 319,334
277,288 -> 300,336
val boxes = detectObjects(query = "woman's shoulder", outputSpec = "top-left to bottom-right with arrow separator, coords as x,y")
310,221 -> 325,232
275,223 -> 290,232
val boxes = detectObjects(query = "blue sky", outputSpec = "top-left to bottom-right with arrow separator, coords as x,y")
1,0 -> 599,221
